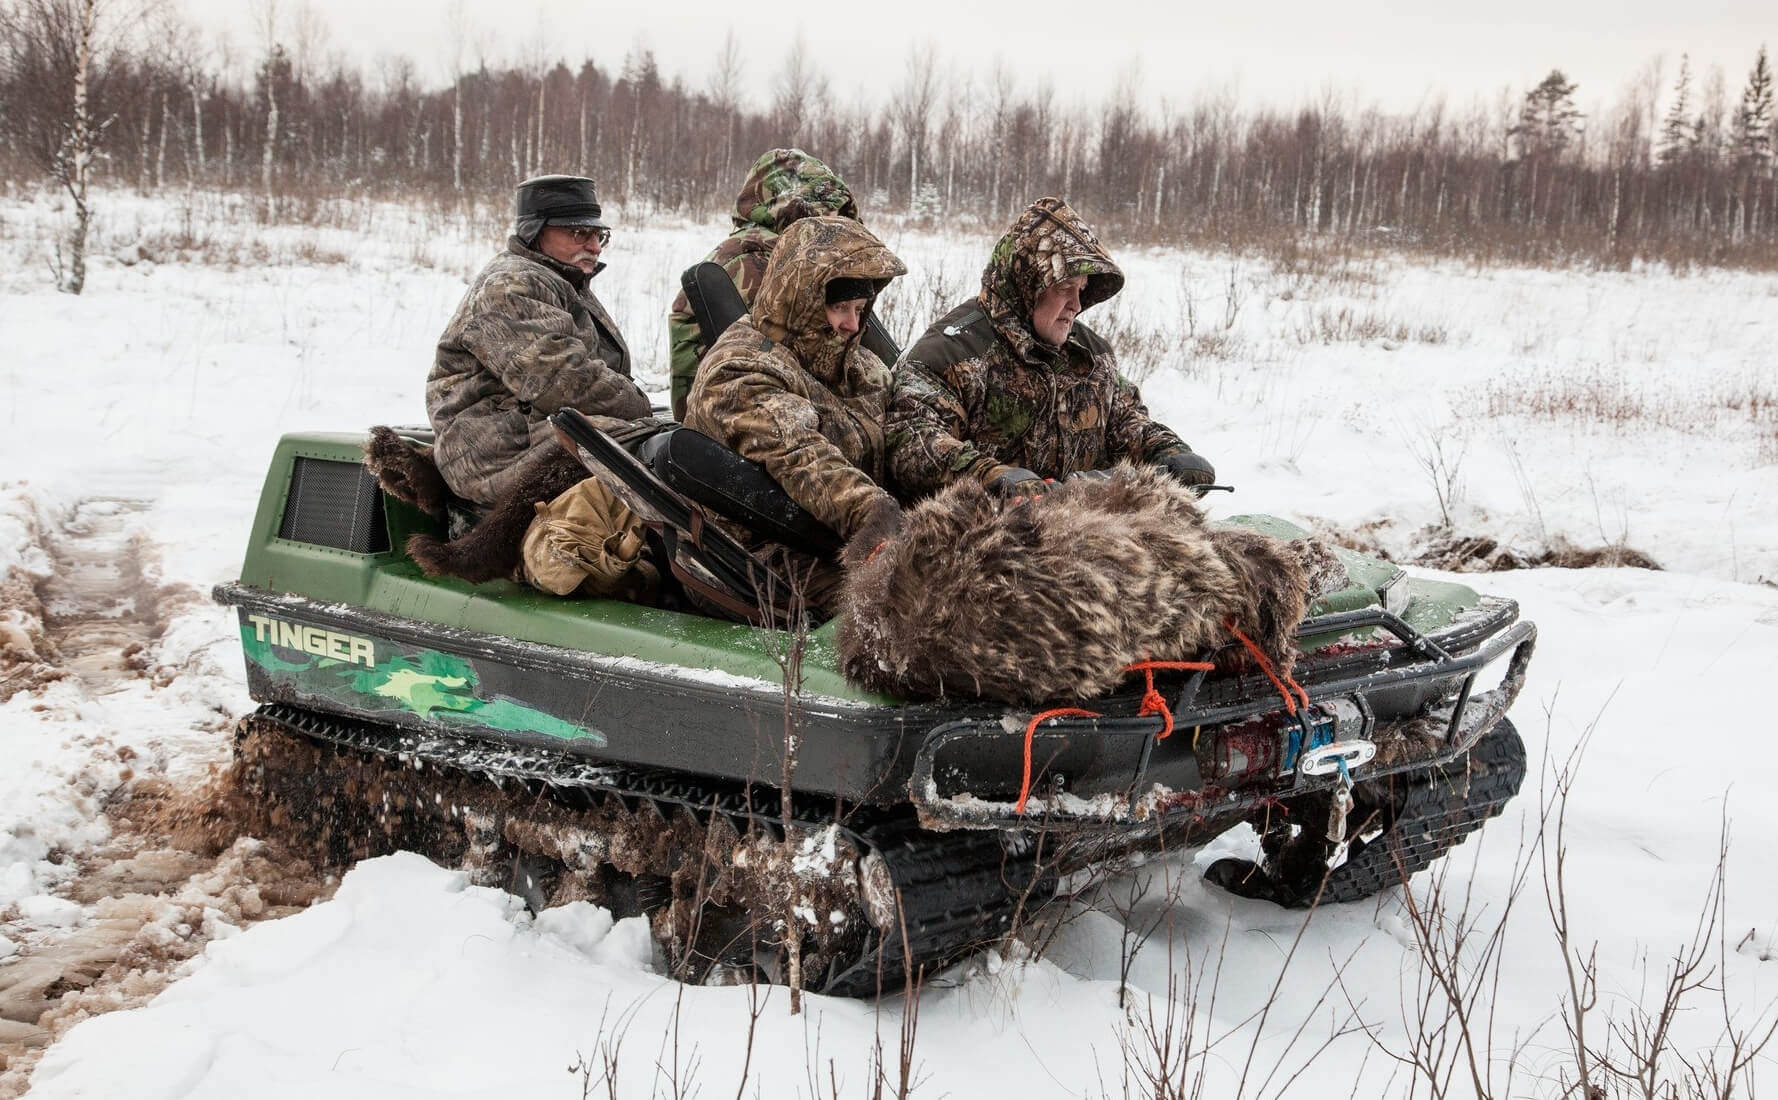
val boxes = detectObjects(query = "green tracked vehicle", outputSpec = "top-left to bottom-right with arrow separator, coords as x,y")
214,413 -> 1535,998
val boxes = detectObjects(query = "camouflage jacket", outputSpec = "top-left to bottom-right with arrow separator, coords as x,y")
429,237 -> 651,506
667,149 -> 859,420
684,216 -> 904,544
885,198 -> 1189,498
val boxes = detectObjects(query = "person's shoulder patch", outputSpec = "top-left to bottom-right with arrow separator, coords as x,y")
910,304 -> 994,373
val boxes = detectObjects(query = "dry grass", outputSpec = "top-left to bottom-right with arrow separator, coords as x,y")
1292,305 -> 1450,346
1480,371 -> 1778,458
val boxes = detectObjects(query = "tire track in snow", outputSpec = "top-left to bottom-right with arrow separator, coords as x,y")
0,498 -> 325,1097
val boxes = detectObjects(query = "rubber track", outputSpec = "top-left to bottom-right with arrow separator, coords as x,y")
820,817 -> 1053,997
251,704 -> 1051,996
1310,719 -> 1528,906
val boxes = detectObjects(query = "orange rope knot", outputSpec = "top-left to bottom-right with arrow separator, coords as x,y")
1013,661 -> 1212,815
1123,660 -> 1215,744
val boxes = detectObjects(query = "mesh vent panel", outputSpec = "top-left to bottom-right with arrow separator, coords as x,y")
277,458 -> 389,553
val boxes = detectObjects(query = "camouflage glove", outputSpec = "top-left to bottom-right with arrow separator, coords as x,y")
1155,451 -> 1216,490
842,495 -> 903,570
987,467 -> 1052,502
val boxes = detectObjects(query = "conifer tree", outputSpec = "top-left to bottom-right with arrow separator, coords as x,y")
1736,44 -> 1774,169
1512,70 -> 1583,159
1658,54 -> 1693,165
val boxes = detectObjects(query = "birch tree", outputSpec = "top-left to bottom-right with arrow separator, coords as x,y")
0,0 -> 147,292
889,41 -> 938,209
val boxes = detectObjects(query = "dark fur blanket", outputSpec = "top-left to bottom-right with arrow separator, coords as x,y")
404,445 -> 587,583
361,426 -> 587,585
362,426 -> 452,520
838,466 -> 1326,705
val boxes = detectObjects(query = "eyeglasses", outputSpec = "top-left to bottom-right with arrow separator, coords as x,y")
563,226 -> 611,247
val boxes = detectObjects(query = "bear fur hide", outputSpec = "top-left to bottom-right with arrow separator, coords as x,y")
362,426 -> 452,519
838,465 -> 1325,705
403,443 -> 589,585
364,419 -> 676,587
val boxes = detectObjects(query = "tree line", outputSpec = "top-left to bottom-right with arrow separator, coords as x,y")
2,0 -> 1775,285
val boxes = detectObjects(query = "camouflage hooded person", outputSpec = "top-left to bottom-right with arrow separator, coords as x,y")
885,197 -> 1215,500
429,174 -> 652,508
684,216 -> 906,617
666,149 -> 860,420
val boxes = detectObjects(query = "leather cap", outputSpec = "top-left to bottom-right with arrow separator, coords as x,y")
515,175 -> 608,230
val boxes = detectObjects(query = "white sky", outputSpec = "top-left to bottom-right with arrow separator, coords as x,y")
179,0 -> 1777,118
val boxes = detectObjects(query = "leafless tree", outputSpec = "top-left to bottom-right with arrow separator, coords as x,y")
0,0 -> 152,291
889,40 -> 939,210
707,29 -> 742,183
770,32 -> 823,147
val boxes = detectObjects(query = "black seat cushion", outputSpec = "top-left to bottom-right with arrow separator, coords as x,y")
639,428 -> 843,558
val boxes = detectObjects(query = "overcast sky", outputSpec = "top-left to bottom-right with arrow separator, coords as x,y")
180,0 -> 1777,117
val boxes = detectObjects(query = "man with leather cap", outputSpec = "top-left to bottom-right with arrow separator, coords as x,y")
428,174 -> 652,509
885,197 -> 1214,502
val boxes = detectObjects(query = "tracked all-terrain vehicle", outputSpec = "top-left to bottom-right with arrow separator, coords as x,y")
213,398 -> 1535,996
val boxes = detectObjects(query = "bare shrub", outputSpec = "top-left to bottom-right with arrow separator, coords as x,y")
1351,822 -> 1534,1097
1293,306 -> 1448,347
1405,420 -> 1468,529
1344,713 -> 1778,1100
1188,330 -> 1246,362
1481,371 -> 1778,450
874,255 -> 967,351
1536,725 -> 1778,1100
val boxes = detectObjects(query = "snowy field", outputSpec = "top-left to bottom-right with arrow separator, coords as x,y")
2,186 -> 1777,1098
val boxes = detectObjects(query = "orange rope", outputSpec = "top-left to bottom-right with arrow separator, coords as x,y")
1223,620 -> 1310,714
1016,708 -> 1100,814
1012,635 -> 1301,816
1015,661 -> 1213,814
1123,659 -> 1215,743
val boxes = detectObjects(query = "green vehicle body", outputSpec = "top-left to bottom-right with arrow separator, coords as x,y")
216,430 -> 1531,821
234,434 -> 1478,693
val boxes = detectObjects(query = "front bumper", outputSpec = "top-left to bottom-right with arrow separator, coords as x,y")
910,599 -> 1537,833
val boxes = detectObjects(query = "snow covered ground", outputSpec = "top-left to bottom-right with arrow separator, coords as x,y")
2,187 -> 1777,1097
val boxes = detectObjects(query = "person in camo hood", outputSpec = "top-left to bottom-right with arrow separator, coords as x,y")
684,216 -> 906,617
666,148 -> 860,420
885,197 -> 1215,501
429,174 -> 652,508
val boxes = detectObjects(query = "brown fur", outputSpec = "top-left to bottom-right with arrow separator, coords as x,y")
837,465 -> 1312,705
404,444 -> 587,584
362,426 -> 453,519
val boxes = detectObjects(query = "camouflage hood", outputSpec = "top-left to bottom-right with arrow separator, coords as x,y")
752,216 -> 905,383
979,197 -> 1125,366
732,148 -> 859,234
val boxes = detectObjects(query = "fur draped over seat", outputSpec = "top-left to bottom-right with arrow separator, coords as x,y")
362,425 -> 584,584
837,466 -> 1327,705
402,443 -> 588,584
362,420 -> 673,587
